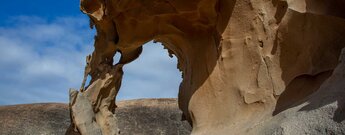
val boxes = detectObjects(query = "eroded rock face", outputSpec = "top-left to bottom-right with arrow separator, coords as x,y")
250,49 -> 345,134
69,0 -> 345,134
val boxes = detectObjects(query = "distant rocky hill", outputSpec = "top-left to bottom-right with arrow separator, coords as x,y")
0,98 -> 191,135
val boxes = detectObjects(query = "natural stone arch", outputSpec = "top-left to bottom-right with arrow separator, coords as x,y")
70,1 -> 225,134
68,0 -> 345,135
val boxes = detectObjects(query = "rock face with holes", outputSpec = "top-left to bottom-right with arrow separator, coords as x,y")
69,0 -> 345,134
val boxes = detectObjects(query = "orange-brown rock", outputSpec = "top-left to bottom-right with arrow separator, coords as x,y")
69,0 -> 345,134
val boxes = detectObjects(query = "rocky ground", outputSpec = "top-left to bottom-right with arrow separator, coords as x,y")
0,98 -> 191,135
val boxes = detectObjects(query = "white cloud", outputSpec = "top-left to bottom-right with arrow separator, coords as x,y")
0,16 -> 94,105
0,16 -> 182,105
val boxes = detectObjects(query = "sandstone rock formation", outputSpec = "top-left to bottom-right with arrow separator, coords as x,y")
0,99 -> 190,135
69,0 -> 345,134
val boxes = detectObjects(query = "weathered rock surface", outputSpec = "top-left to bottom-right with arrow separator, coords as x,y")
69,0 -> 345,134
0,99 -> 191,135
249,49 -> 345,135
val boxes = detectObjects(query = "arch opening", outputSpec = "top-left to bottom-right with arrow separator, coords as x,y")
116,41 -> 182,100
113,51 -> 121,65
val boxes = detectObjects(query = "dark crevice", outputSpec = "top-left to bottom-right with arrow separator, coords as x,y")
274,0 -> 288,24
112,20 -> 120,44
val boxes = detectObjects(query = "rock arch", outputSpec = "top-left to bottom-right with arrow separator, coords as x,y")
68,0 -> 345,134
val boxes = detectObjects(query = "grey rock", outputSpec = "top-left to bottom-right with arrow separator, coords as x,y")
115,98 -> 191,135
0,103 -> 70,135
0,98 -> 191,135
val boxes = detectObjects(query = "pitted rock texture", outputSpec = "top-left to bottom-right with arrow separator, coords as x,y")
0,99 -> 191,135
70,0 -> 345,134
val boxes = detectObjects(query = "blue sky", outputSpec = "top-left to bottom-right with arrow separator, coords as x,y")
0,0 -> 181,105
